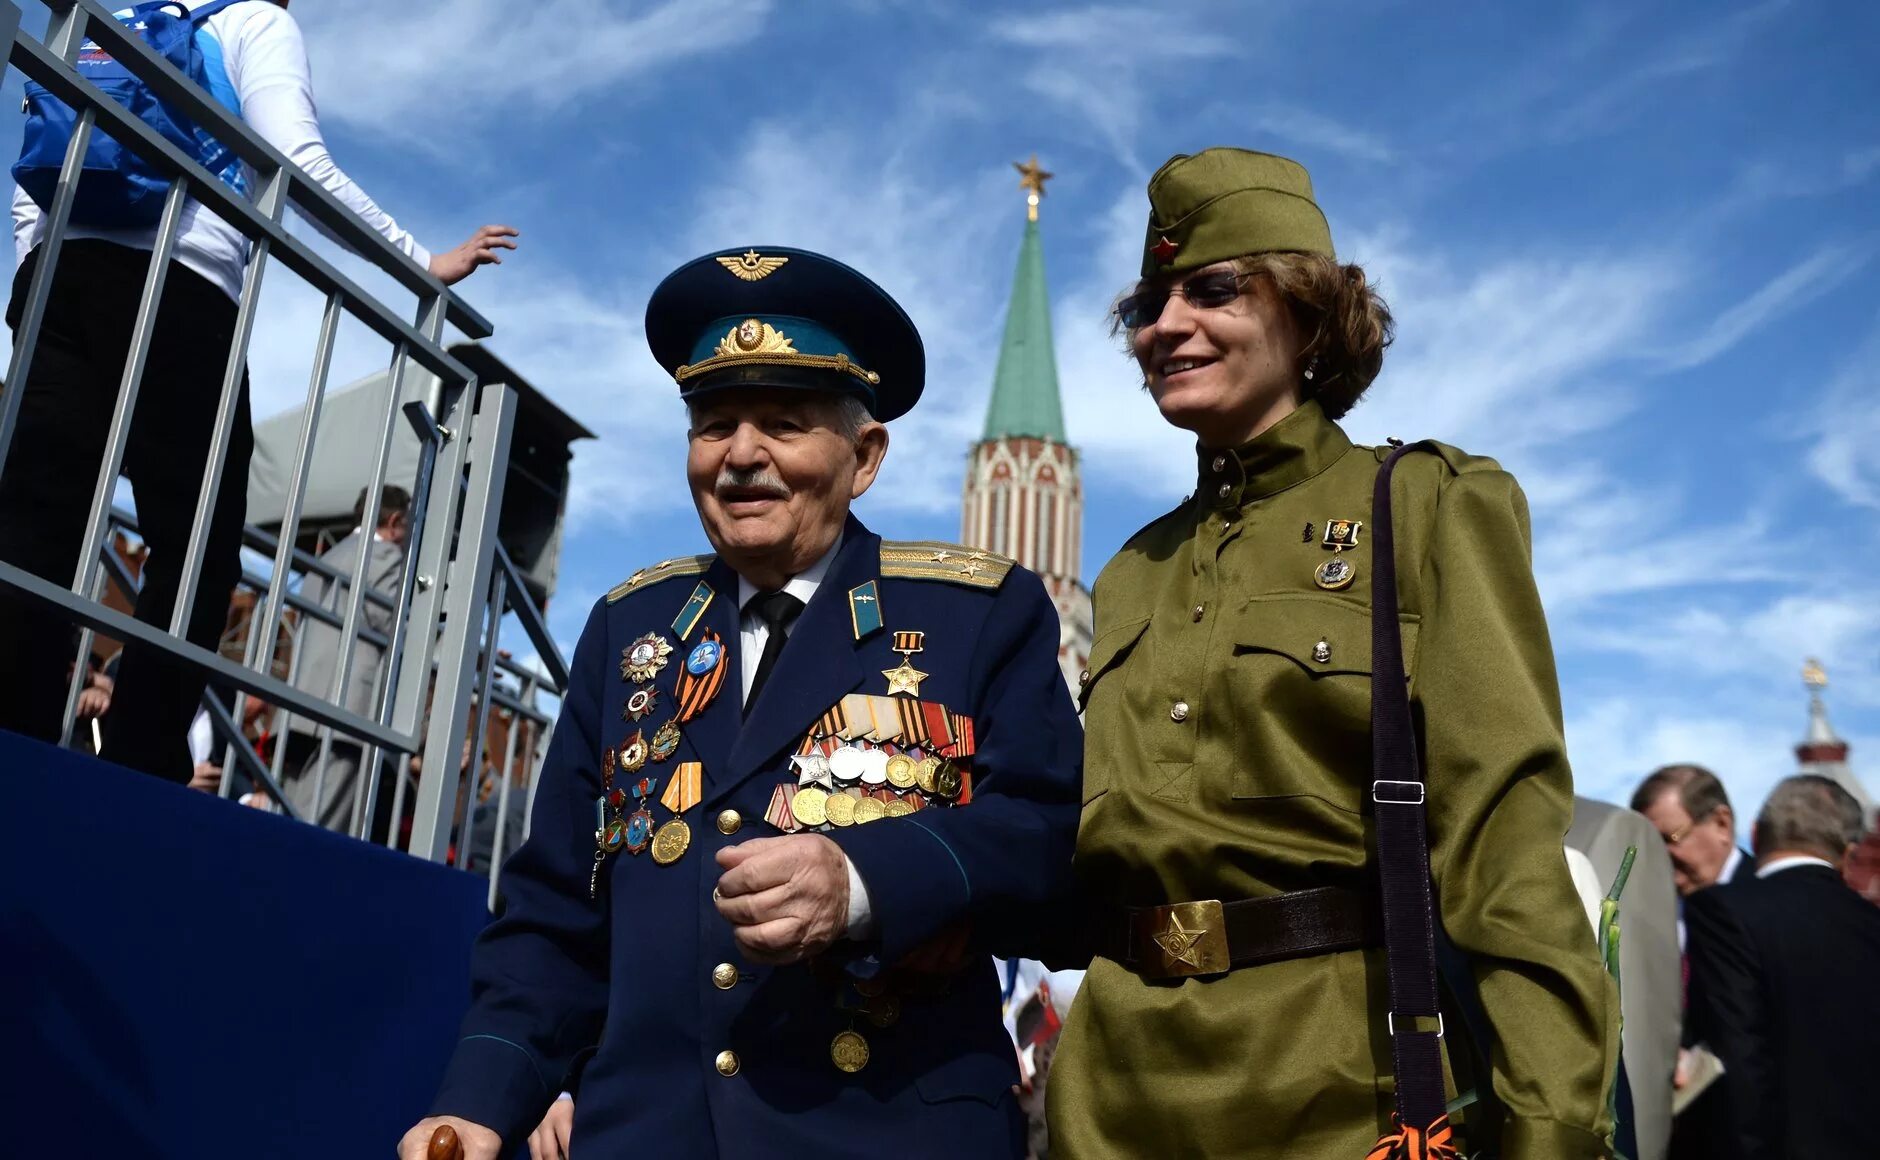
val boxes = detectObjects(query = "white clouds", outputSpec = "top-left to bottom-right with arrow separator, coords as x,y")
295,0 -> 774,143
1242,104 -> 1396,165
1659,245 -> 1871,371
1802,315 -> 1880,510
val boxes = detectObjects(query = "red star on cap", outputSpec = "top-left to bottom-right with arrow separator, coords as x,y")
1151,235 -> 1180,264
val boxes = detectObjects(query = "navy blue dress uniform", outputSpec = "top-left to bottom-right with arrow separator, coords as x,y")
427,248 -> 1082,1157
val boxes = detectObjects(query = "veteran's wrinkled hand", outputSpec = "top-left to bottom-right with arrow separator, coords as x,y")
713,834 -> 851,964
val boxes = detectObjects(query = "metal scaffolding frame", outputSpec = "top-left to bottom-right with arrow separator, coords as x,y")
0,0 -> 565,893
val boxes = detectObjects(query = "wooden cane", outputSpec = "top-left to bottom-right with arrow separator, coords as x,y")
427,1124 -> 465,1160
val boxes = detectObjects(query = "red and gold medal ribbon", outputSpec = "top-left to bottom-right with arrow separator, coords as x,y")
764,783 -> 799,832
921,702 -> 953,752
949,711 -> 976,757
1364,1115 -> 1459,1160
674,629 -> 728,723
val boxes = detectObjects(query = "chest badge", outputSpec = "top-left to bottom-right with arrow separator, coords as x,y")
620,632 -> 673,684
881,629 -> 930,697
1314,517 -> 1362,591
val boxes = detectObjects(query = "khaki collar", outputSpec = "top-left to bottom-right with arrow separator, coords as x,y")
1194,399 -> 1352,509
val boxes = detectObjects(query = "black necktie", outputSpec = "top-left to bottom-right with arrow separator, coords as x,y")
744,590 -> 805,714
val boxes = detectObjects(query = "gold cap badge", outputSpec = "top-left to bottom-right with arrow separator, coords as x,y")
716,250 -> 789,281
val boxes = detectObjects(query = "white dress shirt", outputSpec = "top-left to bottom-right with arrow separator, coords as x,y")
1755,854 -> 1836,878
733,536 -> 875,938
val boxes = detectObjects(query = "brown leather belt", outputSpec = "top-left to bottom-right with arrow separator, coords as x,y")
1098,886 -> 1382,980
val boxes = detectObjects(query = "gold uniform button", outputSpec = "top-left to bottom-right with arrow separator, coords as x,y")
716,809 -> 742,835
715,1050 -> 740,1077
712,962 -> 738,990
1170,701 -> 1190,722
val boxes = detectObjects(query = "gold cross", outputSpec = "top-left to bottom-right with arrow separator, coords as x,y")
1014,154 -> 1053,221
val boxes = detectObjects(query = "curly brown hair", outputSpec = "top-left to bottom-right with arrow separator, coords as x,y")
1232,253 -> 1394,420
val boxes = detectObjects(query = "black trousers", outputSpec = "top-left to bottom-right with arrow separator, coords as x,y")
0,240 -> 252,783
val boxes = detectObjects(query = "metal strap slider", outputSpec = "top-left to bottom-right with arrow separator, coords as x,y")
1387,1011 -> 1445,1038
1371,779 -> 1425,805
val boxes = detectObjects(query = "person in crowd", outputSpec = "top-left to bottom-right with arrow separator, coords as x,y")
0,0 -> 515,783
282,484 -> 410,833
399,247 -> 1081,1160
1632,764 -> 1754,896
1685,775 -> 1880,1159
1568,796 -> 1682,1160
1044,147 -> 1617,1159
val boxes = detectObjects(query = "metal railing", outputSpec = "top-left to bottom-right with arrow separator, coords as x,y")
0,0 -> 566,895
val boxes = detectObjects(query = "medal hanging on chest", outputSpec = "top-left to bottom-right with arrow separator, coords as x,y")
590,747 -> 630,898
1314,517 -> 1362,591
624,774 -> 658,855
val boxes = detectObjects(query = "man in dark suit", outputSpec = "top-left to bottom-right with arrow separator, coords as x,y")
1632,764 -> 1755,896
1684,774 -> 1880,1160
282,485 -> 409,834
399,248 -> 1080,1159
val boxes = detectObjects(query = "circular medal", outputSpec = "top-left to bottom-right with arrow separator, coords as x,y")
865,994 -> 901,1028
650,720 -> 683,762
915,756 -> 940,794
624,808 -> 653,854
1314,555 -> 1355,591
623,687 -> 659,722
650,818 -> 691,865
853,796 -> 886,825
686,638 -> 724,676
791,787 -> 829,827
933,760 -> 963,801
620,633 -> 674,683
884,798 -> 914,818
829,745 -> 866,783
859,748 -> 891,786
601,816 -> 627,852
884,753 -> 918,789
824,792 -> 857,827
830,1030 -> 870,1073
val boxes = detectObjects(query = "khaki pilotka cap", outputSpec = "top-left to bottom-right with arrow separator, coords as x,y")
1140,147 -> 1335,278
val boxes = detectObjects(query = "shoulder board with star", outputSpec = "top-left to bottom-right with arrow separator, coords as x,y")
605,553 -> 715,604
879,540 -> 1015,590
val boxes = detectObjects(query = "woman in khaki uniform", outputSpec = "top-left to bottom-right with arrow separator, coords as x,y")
1046,148 -> 1618,1159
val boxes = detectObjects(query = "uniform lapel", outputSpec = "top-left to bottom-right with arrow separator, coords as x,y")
713,520 -> 880,806
681,557 -> 743,795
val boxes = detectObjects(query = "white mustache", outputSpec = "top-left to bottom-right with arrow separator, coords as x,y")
715,467 -> 790,500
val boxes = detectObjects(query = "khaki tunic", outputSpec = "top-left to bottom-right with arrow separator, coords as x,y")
1048,401 -> 1617,1159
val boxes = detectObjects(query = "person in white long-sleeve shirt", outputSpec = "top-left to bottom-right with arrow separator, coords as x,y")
0,0 -> 517,785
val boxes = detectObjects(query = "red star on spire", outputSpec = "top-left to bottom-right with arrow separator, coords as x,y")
1151,235 -> 1180,264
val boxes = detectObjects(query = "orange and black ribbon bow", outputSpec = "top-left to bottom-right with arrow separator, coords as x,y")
1364,1114 -> 1459,1160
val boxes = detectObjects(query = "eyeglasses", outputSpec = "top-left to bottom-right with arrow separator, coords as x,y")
1661,808 -> 1716,848
1115,271 -> 1256,329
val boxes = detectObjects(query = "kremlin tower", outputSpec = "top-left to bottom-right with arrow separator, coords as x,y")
960,157 -> 1092,694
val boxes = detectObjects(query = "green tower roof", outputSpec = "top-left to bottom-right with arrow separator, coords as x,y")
982,217 -> 1066,443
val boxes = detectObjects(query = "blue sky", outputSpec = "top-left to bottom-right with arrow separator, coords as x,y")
7,0 -> 1878,819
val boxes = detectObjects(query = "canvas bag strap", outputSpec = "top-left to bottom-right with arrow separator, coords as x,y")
1370,441 -> 1446,1132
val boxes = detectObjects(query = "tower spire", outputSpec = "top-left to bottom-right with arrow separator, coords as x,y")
1015,154 -> 1053,223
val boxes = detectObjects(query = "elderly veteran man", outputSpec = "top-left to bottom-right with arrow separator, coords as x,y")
400,247 -> 1081,1160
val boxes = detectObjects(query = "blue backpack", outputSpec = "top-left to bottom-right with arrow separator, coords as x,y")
14,0 -> 251,228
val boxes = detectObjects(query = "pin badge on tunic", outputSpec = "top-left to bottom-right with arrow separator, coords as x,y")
621,632 -> 673,684
618,730 -> 650,774
1315,517 -> 1362,591
623,687 -> 660,722
882,629 -> 929,697
674,630 -> 729,723
625,776 -> 659,855
650,719 -> 683,762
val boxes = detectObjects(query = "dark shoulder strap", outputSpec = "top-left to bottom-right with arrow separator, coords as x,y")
1370,441 -> 1447,1132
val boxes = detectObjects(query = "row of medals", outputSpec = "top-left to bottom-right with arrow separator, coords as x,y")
777,743 -> 965,833
792,737 -> 967,1075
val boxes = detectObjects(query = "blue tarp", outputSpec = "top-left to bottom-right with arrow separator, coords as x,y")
0,729 -> 495,1158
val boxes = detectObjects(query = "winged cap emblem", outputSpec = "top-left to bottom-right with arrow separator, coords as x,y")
716,250 -> 790,281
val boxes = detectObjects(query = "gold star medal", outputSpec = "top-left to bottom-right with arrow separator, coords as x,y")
881,629 -> 929,697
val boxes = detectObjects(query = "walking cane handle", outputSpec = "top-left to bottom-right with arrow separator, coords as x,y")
427,1124 -> 464,1160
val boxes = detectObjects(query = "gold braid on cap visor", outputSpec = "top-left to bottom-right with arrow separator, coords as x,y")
675,318 -> 881,386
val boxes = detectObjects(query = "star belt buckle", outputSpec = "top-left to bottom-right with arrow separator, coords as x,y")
1136,899 -> 1229,978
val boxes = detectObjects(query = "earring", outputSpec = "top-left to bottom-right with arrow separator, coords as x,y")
1302,357 -> 1320,383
